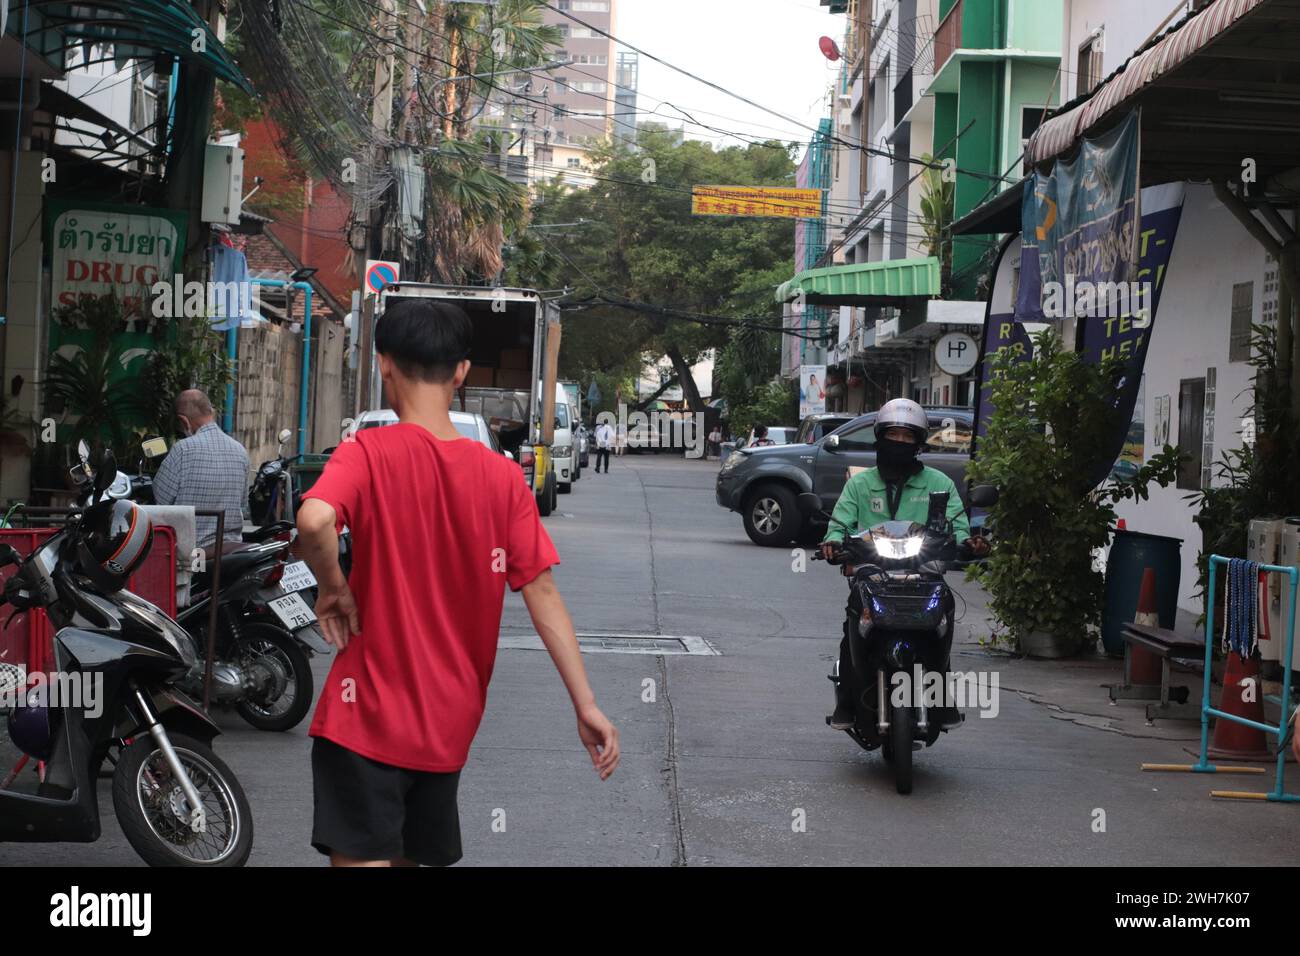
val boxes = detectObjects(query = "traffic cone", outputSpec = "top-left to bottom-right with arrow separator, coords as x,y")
1129,567 -> 1162,685
1207,650 -> 1273,762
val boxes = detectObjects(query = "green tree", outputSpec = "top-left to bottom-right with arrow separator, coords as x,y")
510,128 -> 798,414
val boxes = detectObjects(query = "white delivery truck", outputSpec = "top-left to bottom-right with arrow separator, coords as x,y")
371,284 -> 562,516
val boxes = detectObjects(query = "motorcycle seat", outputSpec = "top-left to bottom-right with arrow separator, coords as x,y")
195,541 -> 286,585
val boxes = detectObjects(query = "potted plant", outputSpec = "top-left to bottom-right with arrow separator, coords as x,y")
967,329 -> 1181,657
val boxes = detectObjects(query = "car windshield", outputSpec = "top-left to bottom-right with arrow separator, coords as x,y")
453,419 -> 478,441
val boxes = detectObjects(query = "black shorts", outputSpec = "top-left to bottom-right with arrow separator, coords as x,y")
311,736 -> 463,866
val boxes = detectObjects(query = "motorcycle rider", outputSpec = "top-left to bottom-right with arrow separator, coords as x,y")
819,398 -> 988,731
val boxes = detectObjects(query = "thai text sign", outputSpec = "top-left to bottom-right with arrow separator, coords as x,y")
1017,110 -> 1140,321
692,186 -> 822,219
48,199 -> 188,321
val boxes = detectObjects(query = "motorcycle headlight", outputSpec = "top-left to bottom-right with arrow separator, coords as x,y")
872,532 -> 924,559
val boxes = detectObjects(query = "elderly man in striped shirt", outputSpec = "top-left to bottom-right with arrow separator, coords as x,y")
152,389 -> 250,553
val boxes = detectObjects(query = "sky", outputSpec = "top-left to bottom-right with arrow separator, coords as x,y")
613,0 -> 846,157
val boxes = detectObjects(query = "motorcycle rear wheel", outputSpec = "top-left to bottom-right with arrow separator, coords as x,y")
233,623 -> 313,732
112,733 -> 253,867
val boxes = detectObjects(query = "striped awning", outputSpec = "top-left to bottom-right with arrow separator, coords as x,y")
1026,0 -> 1267,165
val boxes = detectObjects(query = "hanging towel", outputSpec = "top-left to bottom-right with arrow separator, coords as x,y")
209,245 -> 252,332
1222,558 -> 1261,658
139,505 -> 198,607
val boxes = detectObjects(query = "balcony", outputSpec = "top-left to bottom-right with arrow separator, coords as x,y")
893,67 -> 913,128
933,0 -> 963,77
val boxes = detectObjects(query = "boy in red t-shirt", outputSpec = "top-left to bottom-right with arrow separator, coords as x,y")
295,297 -> 619,867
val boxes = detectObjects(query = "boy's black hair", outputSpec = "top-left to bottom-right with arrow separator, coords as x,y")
374,297 -> 472,383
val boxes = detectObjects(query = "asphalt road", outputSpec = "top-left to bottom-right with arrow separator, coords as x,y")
3,452 -> 1297,866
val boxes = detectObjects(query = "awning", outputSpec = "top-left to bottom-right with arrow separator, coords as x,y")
27,0 -> 251,91
1025,0 -> 1300,181
952,176 -> 1026,236
776,256 -> 940,306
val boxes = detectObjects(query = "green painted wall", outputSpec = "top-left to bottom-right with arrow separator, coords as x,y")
1007,0 -> 1062,51
961,0 -> 999,48
1002,61 -> 1060,175
951,60 -> 1002,297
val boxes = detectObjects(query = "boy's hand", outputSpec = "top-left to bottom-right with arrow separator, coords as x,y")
576,703 -> 620,780
315,583 -> 360,651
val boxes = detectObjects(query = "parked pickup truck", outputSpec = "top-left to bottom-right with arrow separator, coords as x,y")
715,407 -> 974,546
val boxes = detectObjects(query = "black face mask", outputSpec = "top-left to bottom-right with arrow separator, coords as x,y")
876,436 -> 921,480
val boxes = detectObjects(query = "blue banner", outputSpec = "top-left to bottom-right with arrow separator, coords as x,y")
1018,110 -> 1141,323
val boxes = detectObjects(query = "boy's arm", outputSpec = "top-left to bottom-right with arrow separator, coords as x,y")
521,568 -> 620,780
296,498 -> 358,650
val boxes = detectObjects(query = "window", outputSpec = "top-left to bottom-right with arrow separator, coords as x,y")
573,80 -> 606,93
572,1 -> 609,10
553,75 -> 567,93
1229,281 -> 1253,363
835,423 -> 876,451
569,26 -> 596,38
1077,29 -> 1104,96
1177,378 -> 1206,490
567,157 -> 582,168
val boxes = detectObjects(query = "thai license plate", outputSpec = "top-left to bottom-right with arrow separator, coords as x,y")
280,560 -> 317,594
269,593 -> 317,630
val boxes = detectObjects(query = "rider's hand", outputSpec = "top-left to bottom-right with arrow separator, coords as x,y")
820,541 -> 838,562
315,583 -> 360,651
576,702 -> 620,780
969,535 -> 990,558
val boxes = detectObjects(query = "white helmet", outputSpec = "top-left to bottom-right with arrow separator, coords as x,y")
874,398 -> 928,443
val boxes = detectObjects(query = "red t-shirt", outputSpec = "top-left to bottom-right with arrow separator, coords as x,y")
302,423 -> 559,771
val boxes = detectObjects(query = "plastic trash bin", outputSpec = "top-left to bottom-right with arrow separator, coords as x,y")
1102,529 -> 1182,656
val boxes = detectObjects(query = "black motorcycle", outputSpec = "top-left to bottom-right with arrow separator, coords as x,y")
174,532 -> 322,733
802,486 -> 996,794
0,449 -> 253,865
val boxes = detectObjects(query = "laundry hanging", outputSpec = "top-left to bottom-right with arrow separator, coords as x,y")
1221,558 -> 1262,658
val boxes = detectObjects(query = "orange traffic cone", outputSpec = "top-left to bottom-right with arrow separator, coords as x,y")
1129,567 -> 1162,685
1208,650 -> 1273,761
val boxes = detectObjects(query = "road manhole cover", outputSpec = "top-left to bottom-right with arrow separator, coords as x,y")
498,632 -> 719,656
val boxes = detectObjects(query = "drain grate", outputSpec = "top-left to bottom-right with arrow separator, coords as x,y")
499,632 -> 719,656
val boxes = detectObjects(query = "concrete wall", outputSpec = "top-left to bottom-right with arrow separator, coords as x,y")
1062,0 -> 1187,100
0,151 -> 46,502
310,319 -> 346,452
1112,185 -> 1261,612
235,323 -> 303,470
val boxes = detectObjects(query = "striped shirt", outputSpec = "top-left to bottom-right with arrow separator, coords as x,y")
152,422 -> 249,547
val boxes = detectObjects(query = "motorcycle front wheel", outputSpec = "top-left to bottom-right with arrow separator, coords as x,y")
112,733 -> 253,867
888,705 -> 914,795
232,623 -> 314,732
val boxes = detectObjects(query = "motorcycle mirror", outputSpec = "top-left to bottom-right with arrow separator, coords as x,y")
969,484 -> 999,508
77,439 -> 91,468
141,436 -> 168,459
93,449 -> 119,501
796,492 -> 823,518
278,428 -> 293,445
927,491 -> 950,527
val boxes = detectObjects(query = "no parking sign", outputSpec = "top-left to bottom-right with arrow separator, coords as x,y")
364,259 -> 400,295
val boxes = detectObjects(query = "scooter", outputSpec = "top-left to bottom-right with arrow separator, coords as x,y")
801,485 -> 997,794
249,427 -> 351,579
0,446 -> 253,865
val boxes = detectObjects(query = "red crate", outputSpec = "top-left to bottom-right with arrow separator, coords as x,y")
0,526 -> 177,675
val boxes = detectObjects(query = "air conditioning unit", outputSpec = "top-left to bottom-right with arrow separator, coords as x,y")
837,93 -> 852,108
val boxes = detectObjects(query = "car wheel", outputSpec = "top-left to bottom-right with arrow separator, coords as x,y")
538,471 -> 555,516
742,484 -> 801,546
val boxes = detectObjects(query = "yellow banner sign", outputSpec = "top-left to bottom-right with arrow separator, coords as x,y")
691,186 -> 823,219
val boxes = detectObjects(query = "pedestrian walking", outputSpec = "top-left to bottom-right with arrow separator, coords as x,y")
294,298 -> 619,868
594,420 -> 613,472
614,421 -> 627,456
707,425 -> 722,459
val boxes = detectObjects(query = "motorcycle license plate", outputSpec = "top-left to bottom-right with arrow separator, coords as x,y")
280,560 -> 317,593
269,593 -> 317,630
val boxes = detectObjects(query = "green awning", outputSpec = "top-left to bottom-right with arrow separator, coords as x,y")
775,256 -> 940,306
24,0 -> 251,91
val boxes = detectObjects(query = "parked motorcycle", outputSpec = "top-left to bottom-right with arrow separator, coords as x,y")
802,485 -> 997,794
0,446 -> 253,865
249,428 -> 351,579
103,436 -> 323,733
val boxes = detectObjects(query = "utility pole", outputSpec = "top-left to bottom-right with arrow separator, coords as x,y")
355,0 -> 396,415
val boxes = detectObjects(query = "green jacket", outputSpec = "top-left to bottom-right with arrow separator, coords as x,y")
822,465 -> 971,545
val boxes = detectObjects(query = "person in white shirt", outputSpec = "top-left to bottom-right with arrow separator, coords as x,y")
594,421 -> 614,473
